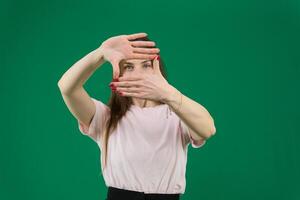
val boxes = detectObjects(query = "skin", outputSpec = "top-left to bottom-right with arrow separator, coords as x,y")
57,32 -> 160,132
58,32 -> 216,145
115,58 -> 164,108
99,33 -> 160,79
111,56 -> 216,142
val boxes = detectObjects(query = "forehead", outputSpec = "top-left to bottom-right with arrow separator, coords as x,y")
123,59 -> 152,64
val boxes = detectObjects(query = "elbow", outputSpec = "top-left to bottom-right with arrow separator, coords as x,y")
193,117 -> 217,140
57,81 -> 61,89
205,119 -> 217,139
57,81 -> 65,93
202,126 -> 216,140
57,79 -> 63,89
57,80 -> 70,95
210,116 -> 216,135
210,125 -> 216,136
195,125 -> 216,141
210,117 -> 217,136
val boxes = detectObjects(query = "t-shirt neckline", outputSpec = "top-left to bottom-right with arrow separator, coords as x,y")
130,104 -> 167,110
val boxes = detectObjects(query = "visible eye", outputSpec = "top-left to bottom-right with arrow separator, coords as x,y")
143,63 -> 152,68
124,65 -> 134,70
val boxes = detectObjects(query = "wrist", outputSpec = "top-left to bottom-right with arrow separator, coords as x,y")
163,85 -> 181,105
92,47 -> 106,66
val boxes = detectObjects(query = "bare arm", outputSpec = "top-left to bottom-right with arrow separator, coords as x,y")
165,85 -> 216,140
57,33 -> 159,129
111,55 -> 215,142
57,48 -> 105,127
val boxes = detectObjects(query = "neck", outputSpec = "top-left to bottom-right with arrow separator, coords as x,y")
132,98 -> 161,108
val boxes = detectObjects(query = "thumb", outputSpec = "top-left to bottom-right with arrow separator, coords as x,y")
111,59 -> 120,79
153,55 -> 162,75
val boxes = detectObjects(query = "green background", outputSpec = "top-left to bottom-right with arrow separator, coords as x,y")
1,0 -> 299,199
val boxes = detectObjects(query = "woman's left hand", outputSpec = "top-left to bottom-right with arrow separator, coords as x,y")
110,56 -> 174,102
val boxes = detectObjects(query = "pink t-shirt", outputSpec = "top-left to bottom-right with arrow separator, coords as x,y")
78,97 -> 206,194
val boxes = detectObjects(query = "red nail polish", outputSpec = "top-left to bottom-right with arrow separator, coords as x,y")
113,78 -> 119,82
157,55 -> 160,60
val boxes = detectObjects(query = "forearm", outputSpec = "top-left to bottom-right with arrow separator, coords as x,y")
163,85 -> 216,139
57,48 -> 105,95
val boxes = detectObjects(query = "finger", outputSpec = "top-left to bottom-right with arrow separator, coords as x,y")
127,32 -> 147,41
111,60 -> 120,79
131,53 -> 158,60
153,55 -> 162,75
119,91 -> 145,98
113,80 -> 142,88
116,86 -> 141,93
118,75 -> 144,82
132,48 -> 160,54
130,41 -> 156,47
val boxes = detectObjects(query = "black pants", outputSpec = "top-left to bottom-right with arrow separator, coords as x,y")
106,186 -> 181,200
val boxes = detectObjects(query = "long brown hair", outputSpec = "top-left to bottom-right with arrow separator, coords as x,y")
100,36 -> 168,173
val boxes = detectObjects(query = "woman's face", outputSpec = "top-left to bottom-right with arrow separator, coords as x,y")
120,59 -> 154,77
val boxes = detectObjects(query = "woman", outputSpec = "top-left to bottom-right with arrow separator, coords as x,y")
58,32 -> 216,200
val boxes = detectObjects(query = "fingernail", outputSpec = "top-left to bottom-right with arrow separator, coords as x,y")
156,55 -> 160,60
113,78 -> 119,82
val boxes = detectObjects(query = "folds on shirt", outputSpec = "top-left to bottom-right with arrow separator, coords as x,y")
179,120 -> 206,148
78,98 -> 110,143
77,97 -> 205,148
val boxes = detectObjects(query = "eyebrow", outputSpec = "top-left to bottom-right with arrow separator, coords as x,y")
124,60 -> 151,64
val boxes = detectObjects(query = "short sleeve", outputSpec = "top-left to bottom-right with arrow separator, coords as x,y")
78,98 -> 110,143
180,120 -> 206,148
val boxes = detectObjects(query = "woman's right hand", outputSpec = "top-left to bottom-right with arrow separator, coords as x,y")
98,32 -> 160,79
